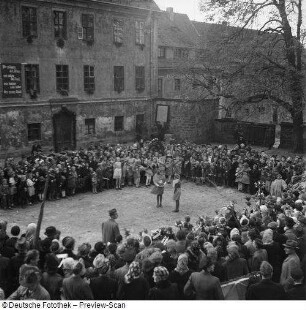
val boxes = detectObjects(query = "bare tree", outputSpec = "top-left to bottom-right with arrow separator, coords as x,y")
180,0 -> 305,152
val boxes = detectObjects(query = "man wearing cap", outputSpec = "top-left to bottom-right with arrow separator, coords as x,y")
102,209 -> 120,244
280,239 -> 301,291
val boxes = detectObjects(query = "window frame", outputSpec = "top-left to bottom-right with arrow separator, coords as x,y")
135,20 -> 145,45
174,78 -> 181,91
82,13 -> 94,42
27,123 -> 41,141
84,65 -> 95,92
22,6 -> 38,38
114,66 -> 124,93
85,118 -> 95,135
158,46 -> 166,58
114,116 -> 124,132
113,18 -> 124,44
174,48 -> 189,59
56,65 -> 69,93
53,10 -> 67,39
25,64 -> 40,94
135,66 -> 145,91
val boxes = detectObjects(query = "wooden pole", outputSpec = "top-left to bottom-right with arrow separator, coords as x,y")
34,173 -> 50,250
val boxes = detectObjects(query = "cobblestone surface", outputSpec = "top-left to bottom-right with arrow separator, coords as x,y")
2,182 -> 247,247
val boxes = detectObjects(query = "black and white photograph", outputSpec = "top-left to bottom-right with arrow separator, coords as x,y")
0,0 -> 305,306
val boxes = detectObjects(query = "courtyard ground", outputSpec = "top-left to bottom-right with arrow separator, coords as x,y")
2,182 -> 247,247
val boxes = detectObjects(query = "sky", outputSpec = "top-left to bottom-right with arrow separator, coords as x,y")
154,0 -> 204,21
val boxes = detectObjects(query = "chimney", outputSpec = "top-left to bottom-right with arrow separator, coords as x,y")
166,7 -> 174,22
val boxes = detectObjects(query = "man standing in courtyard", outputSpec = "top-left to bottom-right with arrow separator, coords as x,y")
102,208 -> 120,244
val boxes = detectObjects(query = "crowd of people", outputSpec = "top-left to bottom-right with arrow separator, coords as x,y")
0,140 -> 305,210
0,140 -> 305,300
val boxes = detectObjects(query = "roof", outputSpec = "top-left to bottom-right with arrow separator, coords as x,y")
157,11 -> 199,48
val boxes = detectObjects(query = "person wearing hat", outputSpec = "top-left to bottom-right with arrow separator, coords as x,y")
41,253 -> 63,300
9,237 -> 29,294
149,266 -> 179,299
8,267 -> 50,300
222,244 -> 249,281
117,261 -> 150,300
102,208 -> 120,244
89,254 -> 117,300
169,253 -> 192,299
262,229 -> 282,282
184,256 -> 224,300
151,168 -> 166,208
280,239 -> 301,291
246,261 -> 286,300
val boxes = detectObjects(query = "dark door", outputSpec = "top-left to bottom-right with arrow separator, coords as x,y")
53,107 -> 76,152
136,114 -> 144,137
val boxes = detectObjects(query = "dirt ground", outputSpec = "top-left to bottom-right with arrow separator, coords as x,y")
1,182 -> 247,247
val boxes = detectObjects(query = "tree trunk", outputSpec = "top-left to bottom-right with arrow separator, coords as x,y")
292,111 -> 304,153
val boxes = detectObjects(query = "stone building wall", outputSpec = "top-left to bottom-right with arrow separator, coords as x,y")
154,99 -> 218,144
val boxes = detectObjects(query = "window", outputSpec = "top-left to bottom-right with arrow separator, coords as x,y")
56,65 -> 69,93
54,11 -> 67,39
158,78 -> 163,97
114,116 -> 124,131
135,66 -> 145,91
85,118 -> 95,135
158,47 -> 166,58
174,48 -> 189,59
114,66 -> 124,92
25,64 -> 40,95
135,21 -> 145,45
84,65 -> 95,92
82,14 -> 94,42
258,106 -> 265,113
174,79 -> 181,91
22,6 -> 37,37
27,123 -> 41,141
113,19 -> 123,44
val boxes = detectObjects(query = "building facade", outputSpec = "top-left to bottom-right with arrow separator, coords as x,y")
0,0 -> 159,154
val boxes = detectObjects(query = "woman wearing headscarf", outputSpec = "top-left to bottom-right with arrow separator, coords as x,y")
222,244 -> 249,281
148,266 -> 179,300
25,223 -> 37,250
117,261 -> 149,300
89,254 -> 117,300
262,228 -> 282,282
169,254 -> 192,299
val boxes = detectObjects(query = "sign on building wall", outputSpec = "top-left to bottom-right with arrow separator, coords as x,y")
1,63 -> 22,98
156,104 -> 169,124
